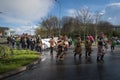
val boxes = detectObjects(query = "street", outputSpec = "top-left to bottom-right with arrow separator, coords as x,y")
3,46 -> 120,80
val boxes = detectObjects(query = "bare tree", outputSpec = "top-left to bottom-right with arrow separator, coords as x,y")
76,7 -> 92,24
61,16 -> 74,33
94,11 -> 103,42
61,16 -> 82,36
35,27 -> 47,37
75,7 -> 93,40
40,15 -> 59,36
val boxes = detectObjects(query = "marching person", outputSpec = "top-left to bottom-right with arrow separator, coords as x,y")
85,36 -> 92,59
63,35 -> 69,54
49,36 -> 56,56
56,35 -> 65,60
74,36 -> 82,58
97,32 -> 108,62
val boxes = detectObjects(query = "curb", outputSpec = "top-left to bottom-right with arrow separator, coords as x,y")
0,55 -> 41,80
0,67 -> 26,80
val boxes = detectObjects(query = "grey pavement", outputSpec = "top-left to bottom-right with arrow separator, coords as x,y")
2,45 -> 120,80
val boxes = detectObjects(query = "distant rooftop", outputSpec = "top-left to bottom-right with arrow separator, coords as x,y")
0,27 -> 9,30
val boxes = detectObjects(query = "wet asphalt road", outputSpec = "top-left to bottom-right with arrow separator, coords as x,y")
3,46 -> 120,80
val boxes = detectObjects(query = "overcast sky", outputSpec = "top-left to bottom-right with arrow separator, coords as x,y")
0,0 -> 120,34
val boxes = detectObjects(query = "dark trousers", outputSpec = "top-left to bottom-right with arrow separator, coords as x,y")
50,47 -> 54,55
57,48 -> 62,57
27,43 -> 30,49
85,50 -> 91,58
38,46 -> 42,53
31,45 -> 34,50
111,46 -> 115,51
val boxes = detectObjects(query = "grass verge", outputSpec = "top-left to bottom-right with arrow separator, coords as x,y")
0,49 -> 40,74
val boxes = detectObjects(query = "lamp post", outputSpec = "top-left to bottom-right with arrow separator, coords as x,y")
55,0 -> 61,36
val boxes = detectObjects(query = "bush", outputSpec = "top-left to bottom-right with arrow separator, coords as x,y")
0,45 -> 11,58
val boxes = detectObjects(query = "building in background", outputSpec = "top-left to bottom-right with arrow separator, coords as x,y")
112,26 -> 120,31
0,27 -> 9,37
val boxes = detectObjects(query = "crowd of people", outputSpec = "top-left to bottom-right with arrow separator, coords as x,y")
49,32 -> 118,62
6,32 -> 118,62
7,33 -> 43,52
